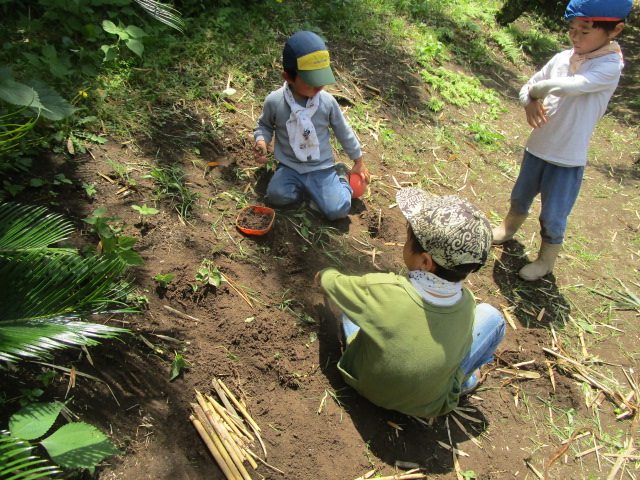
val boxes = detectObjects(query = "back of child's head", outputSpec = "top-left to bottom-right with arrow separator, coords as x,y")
282,31 -> 336,87
396,188 -> 492,282
565,0 -> 633,31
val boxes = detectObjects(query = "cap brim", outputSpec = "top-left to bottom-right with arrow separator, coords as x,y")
298,67 -> 336,87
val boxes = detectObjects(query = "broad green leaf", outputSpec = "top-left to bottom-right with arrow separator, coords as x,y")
126,38 -> 144,57
101,20 -> 120,35
41,423 -> 120,469
41,44 -> 57,62
116,248 -> 144,266
0,78 -> 42,109
117,235 -> 138,249
9,402 -> 63,440
25,80 -> 75,121
125,25 -> 147,38
169,353 -> 190,380
101,45 -> 118,61
49,61 -> 72,78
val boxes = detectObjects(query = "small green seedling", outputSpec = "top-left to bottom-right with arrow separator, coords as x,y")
132,204 -> 159,217
101,235 -> 144,266
82,182 -> 97,197
155,273 -> 175,288
83,206 -> 122,239
169,352 -> 190,381
194,260 -> 223,287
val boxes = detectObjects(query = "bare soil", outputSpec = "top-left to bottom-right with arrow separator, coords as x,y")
3,21 -> 640,480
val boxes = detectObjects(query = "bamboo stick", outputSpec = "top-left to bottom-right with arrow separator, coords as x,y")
192,405 -> 243,480
227,426 -> 259,470
370,473 -> 427,479
245,448 -> 286,475
445,417 -> 463,480
251,423 -> 268,459
190,415 -> 240,480
196,392 -> 252,480
212,378 -> 266,458
217,378 -> 262,433
201,394 -> 247,446
206,409 -> 253,480
212,378 -> 242,421
207,394 -> 254,441
204,394 -> 257,470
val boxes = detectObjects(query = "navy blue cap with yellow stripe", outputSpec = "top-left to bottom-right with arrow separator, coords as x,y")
283,31 -> 336,87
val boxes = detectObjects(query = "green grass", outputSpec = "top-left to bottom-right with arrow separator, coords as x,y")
146,164 -> 199,220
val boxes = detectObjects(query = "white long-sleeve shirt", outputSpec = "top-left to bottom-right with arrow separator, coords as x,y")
519,49 -> 623,166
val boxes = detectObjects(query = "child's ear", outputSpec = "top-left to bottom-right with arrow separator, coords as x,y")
420,253 -> 437,273
609,22 -> 625,39
282,71 -> 292,83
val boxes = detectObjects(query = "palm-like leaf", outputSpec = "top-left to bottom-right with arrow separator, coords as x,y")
134,0 -> 185,33
0,202 -> 132,363
0,202 -> 74,251
0,433 -> 61,479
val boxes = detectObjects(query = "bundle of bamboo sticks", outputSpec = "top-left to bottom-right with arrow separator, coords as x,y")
190,377 -> 281,480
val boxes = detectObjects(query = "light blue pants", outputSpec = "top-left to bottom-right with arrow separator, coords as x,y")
510,151 -> 584,244
341,303 -> 505,388
265,164 -> 353,220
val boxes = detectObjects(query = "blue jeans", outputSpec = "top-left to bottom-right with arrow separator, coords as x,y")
341,303 -> 505,380
510,151 -> 584,244
265,164 -> 353,220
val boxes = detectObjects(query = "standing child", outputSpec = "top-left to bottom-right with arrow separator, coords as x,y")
492,0 -> 633,280
315,188 -> 505,418
253,31 -> 370,220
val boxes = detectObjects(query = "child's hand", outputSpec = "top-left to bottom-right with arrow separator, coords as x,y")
351,158 -> 370,184
254,141 -> 268,164
314,271 -> 322,287
524,99 -> 547,129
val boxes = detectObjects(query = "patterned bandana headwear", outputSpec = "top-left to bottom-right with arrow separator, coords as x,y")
396,188 -> 492,270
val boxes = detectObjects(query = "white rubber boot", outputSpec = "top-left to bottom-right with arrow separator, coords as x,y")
492,211 -> 528,245
518,242 -> 562,281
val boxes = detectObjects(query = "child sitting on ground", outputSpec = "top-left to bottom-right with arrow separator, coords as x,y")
492,0 -> 633,280
315,188 -> 505,417
253,30 -> 370,220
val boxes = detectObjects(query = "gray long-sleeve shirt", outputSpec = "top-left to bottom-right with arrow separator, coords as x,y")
254,86 -> 362,174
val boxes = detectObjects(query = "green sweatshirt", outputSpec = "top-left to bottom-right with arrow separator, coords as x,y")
319,268 -> 475,418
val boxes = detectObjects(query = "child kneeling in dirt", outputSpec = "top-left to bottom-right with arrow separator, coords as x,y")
253,30 -> 370,220
492,0 -> 633,280
315,188 -> 505,418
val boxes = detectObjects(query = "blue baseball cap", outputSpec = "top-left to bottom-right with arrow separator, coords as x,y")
565,0 -> 633,21
283,31 -> 336,87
